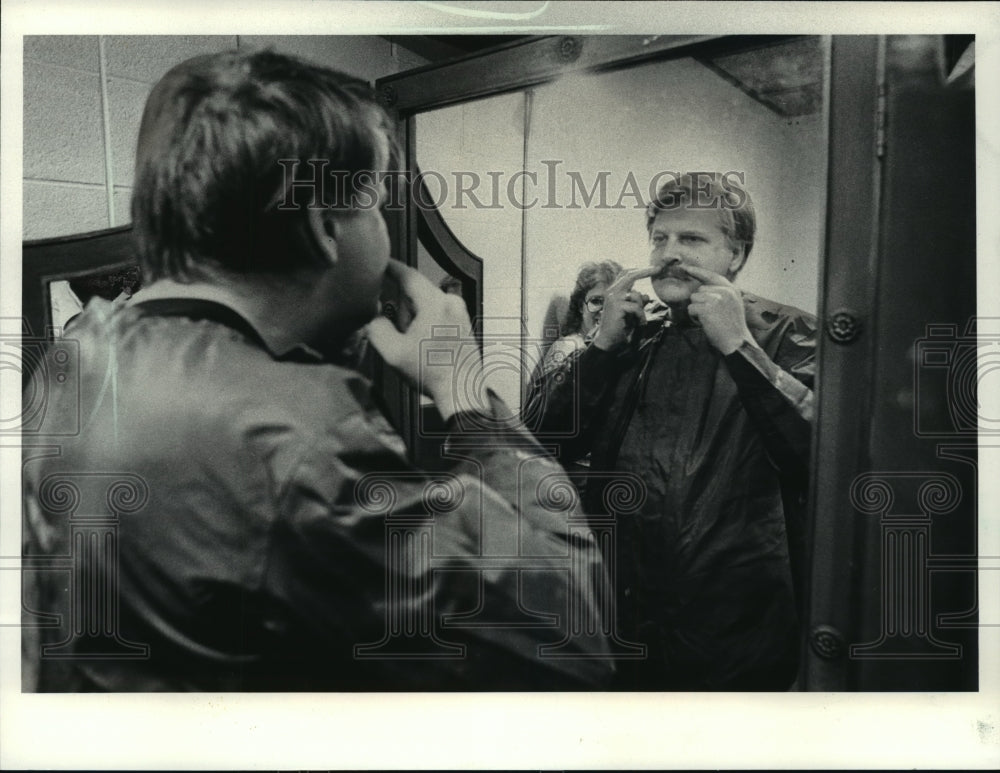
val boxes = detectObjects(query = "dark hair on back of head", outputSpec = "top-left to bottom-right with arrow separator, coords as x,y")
132,49 -> 394,281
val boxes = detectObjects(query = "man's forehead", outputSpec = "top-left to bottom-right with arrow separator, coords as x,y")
650,206 -> 728,233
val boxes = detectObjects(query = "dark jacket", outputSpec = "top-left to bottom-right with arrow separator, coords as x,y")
22,296 -> 614,691
526,292 -> 817,690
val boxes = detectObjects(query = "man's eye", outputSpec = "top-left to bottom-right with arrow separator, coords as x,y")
681,235 -> 703,244
651,234 -> 666,245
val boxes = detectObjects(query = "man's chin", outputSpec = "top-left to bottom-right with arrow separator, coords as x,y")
335,299 -> 382,338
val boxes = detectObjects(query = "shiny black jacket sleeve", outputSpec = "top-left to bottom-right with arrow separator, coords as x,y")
524,343 -> 630,464
725,296 -> 817,479
267,388 -> 616,690
724,340 -> 814,480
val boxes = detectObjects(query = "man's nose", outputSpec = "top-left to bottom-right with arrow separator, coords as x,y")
652,237 -> 683,265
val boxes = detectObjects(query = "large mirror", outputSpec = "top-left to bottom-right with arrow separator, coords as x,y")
415,36 -> 827,412
387,33 -> 978,692
404,36 -> 829,693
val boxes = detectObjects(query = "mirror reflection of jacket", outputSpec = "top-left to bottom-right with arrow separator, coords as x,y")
526,291 -> 817,690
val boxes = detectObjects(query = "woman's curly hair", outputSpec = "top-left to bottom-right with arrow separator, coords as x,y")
562,260 -> 623,336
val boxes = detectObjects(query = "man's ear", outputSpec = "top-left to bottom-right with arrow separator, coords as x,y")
305,207 -> 339,267
728,244 -> 748,278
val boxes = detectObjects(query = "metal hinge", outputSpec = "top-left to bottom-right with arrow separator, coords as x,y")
876,82 -> 888,158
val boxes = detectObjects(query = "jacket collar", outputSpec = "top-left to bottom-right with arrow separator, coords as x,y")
129,283 -> 327,363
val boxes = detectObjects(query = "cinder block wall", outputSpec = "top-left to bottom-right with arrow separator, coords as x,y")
23,35 -> 425,240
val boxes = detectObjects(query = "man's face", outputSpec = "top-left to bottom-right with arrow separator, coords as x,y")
648,207 -> 744,304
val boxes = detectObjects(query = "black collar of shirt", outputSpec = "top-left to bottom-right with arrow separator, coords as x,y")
130,297 -> 326,364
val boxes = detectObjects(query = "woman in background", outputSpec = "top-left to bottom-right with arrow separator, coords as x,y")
538,260 -> 622,376
527,260 -> 623,484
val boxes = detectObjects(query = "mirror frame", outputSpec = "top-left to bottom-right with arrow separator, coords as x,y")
21,224 -> 135,338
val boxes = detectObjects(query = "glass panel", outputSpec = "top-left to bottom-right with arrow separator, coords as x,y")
415,91 -> 527,410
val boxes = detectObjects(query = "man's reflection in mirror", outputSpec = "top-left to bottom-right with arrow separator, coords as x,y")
527,172 -> 817,690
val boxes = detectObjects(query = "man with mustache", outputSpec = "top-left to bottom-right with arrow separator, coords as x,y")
21,49 -> 614,691
528,172 -> 817,690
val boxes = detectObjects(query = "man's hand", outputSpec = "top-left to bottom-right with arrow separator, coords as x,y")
367,261 -> 485,422
592,266 -> 658,351
684,264 -> 756,355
